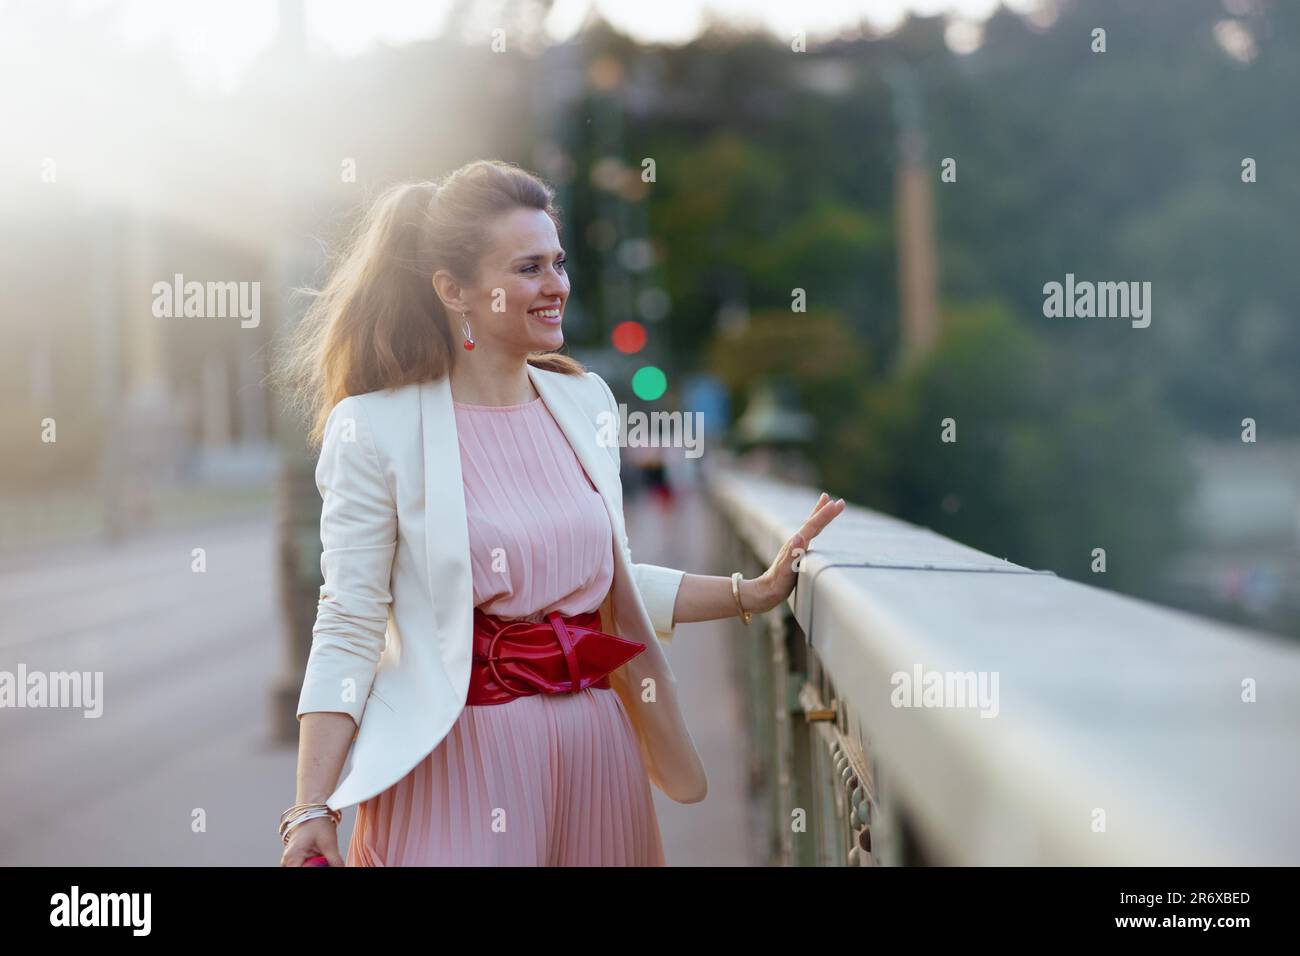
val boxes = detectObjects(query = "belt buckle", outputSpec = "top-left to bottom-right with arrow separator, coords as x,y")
484,619 -> 546,699
481,611 -> 596,698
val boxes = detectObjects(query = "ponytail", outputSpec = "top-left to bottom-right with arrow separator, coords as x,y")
274,161 -> 584,450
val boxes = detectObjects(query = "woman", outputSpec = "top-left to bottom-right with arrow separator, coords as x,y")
276,159 -> 845,867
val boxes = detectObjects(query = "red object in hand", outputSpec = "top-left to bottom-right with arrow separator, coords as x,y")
304,855 -> 331,867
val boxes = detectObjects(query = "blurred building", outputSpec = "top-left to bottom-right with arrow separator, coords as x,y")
0,1 -> 560,541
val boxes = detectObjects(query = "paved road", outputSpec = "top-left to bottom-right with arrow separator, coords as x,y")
624,473 -> 761,866
0,481 -> 757,866
0,512 -> 290,865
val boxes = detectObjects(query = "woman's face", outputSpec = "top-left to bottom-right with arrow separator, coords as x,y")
451,206 -> 569,356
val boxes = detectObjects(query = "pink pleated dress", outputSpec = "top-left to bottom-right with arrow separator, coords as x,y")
345,394 -> 666,866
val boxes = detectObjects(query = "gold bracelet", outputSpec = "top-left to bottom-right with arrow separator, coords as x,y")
279,803 -> 341,844
730,571 -> 753,626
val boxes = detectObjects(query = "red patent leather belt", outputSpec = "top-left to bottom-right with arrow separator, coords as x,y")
467,606 -> 647,706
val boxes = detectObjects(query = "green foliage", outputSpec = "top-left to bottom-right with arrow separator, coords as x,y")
931,0 -> 1300,434
842,302 -> 1194,596
564,0 -> 1292,606
641,133 -> 895,366
706,308 -> 870,473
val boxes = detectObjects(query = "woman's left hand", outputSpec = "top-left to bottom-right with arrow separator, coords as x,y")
745,492 -> 846,614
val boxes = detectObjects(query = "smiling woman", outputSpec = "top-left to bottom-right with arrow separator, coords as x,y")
274,160 -> 585,447
434,203 -> 574,398
271,159 -> 844,868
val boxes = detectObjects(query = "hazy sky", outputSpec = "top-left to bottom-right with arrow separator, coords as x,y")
52,0 -> 1045,91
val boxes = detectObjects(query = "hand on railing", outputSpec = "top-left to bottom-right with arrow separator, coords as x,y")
747,492 -> 845,612
672,492 -> 846,625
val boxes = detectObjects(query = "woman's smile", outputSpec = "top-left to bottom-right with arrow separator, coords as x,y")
528,304 -> 563,326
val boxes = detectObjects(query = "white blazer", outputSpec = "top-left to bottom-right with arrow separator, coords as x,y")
296,364 -> 709,811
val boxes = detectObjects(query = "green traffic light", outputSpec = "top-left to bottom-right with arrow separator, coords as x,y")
631,366 -> 667,401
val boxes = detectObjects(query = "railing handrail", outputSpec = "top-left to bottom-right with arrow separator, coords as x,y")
706,463 -> 1300,865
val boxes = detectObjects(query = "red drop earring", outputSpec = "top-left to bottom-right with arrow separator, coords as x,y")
461,312 -> 475,351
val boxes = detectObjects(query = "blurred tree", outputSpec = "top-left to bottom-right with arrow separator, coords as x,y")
559,0 -> 1291,608
932,0 -> 1300,435
640,130 -> 894,366
706,308 -> 871,482
841,302 -> 1193,597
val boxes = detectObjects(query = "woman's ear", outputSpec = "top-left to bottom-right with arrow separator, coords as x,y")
431,270 -> 465,313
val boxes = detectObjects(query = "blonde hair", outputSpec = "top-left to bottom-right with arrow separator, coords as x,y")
275,159 -> 584,449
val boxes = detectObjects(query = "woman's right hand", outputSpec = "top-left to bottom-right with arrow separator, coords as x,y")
280,817 -> 344,867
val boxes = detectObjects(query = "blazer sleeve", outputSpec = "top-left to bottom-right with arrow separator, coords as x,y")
588,371 -> 686,644
296,394 -> 398,729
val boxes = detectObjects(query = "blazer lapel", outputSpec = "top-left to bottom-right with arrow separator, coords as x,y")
526,365 -> 617,509
526,366 -> 655,647
419,377 -> 474,678
418,368 -> 616,679
420,366 -> 707,801
527,368 -> 706,800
